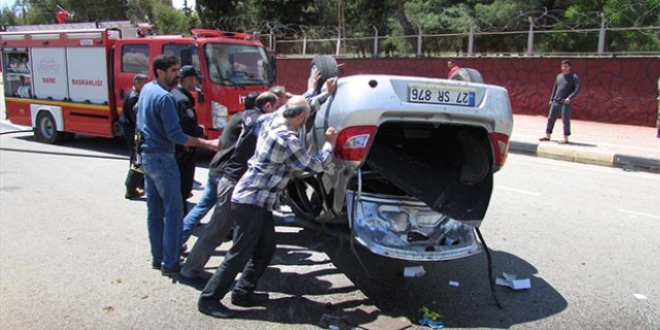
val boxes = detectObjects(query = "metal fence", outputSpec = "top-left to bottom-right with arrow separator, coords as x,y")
270,26 -> 660,58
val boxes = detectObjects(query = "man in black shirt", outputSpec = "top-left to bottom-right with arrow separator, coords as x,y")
172,66 -> 205,214
180,92 -> 278,279
120,73 -> 148,199
181,91 -> 260,244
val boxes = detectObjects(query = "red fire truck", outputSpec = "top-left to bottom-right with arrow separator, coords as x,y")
0,21 -> 274,143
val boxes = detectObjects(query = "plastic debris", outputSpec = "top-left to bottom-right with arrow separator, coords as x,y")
418,317 -> 444,329
448,281 -> 459,287
495,272 -> 531,290
634,294 -> 647,300
418,306 -> 443,329
403,266 -> 426,278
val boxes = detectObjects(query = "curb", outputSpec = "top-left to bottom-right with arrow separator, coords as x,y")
508,140 -> 660,174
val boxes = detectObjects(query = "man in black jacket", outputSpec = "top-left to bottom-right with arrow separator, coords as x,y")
120,73 -> 148,199
180,91 -> 259,244
171,66 -> 205,214
180,91 -> 278,280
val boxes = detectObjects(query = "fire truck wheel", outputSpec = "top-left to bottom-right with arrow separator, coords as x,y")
310,55 -> 339,94
35,111 -> 64,144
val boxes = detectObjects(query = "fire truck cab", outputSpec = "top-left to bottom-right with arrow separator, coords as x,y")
1,21 -> 275,143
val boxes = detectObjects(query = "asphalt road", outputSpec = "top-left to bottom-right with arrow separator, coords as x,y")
0,122 -> 658,330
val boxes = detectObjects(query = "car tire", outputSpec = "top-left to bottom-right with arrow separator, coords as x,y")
310,55 -> 339,94
450,68 -> 484,83
34,111 -> 64,144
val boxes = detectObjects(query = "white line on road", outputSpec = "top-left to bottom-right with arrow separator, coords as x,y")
495,185 -> 540,196
617,209 -> 660,220
507,155 -> 660,180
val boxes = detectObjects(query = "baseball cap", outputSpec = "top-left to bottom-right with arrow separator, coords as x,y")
180,65 -> 200,80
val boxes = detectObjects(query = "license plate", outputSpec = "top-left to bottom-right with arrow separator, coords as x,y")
408,84 -> 476,107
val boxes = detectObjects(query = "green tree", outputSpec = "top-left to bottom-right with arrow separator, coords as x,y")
1,6 -> 19,26
151,1 -> 191,34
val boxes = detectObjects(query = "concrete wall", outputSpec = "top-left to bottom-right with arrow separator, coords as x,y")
274,57 -> 660,127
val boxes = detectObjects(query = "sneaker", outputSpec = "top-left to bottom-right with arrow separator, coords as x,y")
231,292 -> 269,307
198,298 -> 234,318
161,264 -> 181,277
152,259 -> 162,270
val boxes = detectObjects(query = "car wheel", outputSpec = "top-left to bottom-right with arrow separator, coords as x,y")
34,111 -> 64,144
310,55 -> 339,94
450,68 -> 484,83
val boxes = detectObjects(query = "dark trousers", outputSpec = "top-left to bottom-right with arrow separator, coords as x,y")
181,178 -> 236,277
177,150 -> 196,214
200,202 -> 276,301
545,100 -> 573,136
123,124 -> 143,192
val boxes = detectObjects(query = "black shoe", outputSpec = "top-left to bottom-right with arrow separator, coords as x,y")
231,292 -> 269,307
198,298 -> 234,318
161,264 -> 181,277
152,259 -> 162,270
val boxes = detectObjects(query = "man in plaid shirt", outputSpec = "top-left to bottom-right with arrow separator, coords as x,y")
198,95 -> 338,318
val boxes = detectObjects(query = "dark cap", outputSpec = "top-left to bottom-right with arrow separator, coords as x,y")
180,65 -> 200,80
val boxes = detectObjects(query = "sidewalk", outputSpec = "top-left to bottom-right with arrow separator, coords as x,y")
509,115 -> 660,173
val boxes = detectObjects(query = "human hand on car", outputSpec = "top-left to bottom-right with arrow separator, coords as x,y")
325,127 -> 338,146
325,77 -> 338,95
308,70 -> 321,91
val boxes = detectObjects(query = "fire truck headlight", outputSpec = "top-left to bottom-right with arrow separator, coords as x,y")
211,101 -> 228,129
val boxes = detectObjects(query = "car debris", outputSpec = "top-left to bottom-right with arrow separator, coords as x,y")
403,266 -> 426,278
495,272 -> 531,290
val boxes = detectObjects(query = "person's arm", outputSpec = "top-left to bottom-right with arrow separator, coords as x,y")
567,74 -> 580,100
285,127 -> 338,173
305,77 -> 338,112
176,99 -> 204,138
549,75 -> 558,104
127,96 -> 139,124
159,95 -> 217,151
301,70 -> 322,99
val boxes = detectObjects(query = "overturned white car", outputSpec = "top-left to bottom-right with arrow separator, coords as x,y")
286,57 -> 513,262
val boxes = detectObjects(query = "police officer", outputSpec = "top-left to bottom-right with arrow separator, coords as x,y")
120,73 -> 148,199
171,65 -> 205,215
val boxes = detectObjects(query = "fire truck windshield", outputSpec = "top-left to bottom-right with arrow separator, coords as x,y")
203,42 -> 274,86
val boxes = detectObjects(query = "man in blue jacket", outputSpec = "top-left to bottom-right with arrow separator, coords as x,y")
137,55 -> 218,276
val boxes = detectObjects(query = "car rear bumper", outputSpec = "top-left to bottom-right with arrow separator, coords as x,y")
346,191 -> 482,262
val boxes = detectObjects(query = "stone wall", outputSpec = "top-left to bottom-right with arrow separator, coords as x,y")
274,57 -> 660,127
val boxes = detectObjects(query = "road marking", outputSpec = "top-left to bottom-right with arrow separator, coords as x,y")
617,209 -> 660,220
507,155 -> 660,180
495,185 -> 540,196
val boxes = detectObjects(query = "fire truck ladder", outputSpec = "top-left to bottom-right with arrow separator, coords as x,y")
3,20 -> 137,32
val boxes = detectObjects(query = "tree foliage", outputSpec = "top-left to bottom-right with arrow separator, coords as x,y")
1,0 -> 658,53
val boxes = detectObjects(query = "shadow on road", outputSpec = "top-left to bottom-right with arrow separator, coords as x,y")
178,222 -> 567,328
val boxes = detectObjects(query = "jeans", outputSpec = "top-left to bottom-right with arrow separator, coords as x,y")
181,177 -> 236,277
200,202 -> 276,301
545,100 -> 573,136
141,152 -> 183,269
182,174 -> 222,243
